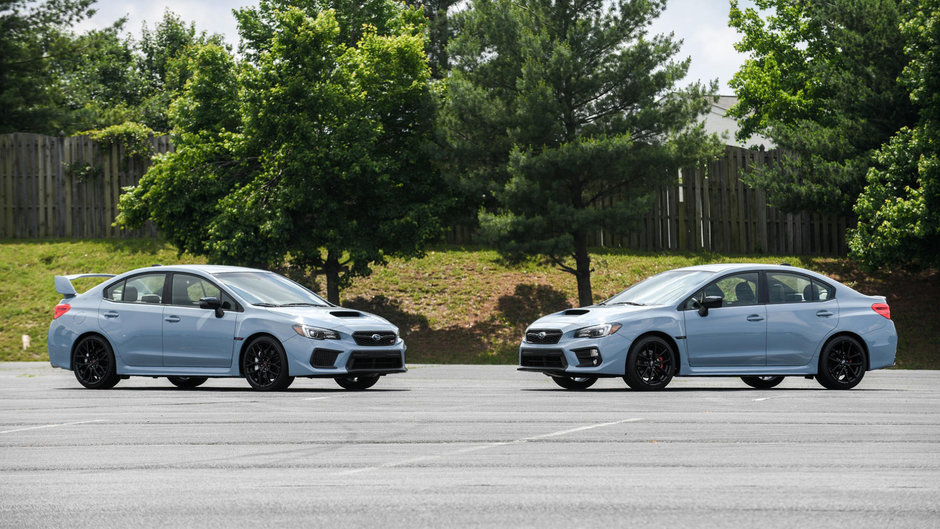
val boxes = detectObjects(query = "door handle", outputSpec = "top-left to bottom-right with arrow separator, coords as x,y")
816,310 -> 834,318
103,311 -> 119,319
164,316 -> 181,323
746,314 -> 764,322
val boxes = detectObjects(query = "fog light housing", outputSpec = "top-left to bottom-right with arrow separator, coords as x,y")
574,347 -> 603,367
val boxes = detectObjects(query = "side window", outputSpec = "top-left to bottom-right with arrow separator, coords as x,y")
813,279 -> 835,301
119,273 -> 167,304
103,280 -> 125,301
767,272 -> 814,304
171,274 -> 237,309
685,272 -> 759,309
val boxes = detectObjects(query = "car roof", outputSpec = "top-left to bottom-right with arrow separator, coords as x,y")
122,264 -> 265,275
673,263 -> 821,275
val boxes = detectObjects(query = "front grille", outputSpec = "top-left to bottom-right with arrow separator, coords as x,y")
525,329 -> 563,345
352,331 -> 398,346
310,348 -> 341,368
520,348 -> 567,369
347,351 -> 403,371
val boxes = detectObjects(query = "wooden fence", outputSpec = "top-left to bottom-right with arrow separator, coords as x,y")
1,134 -> 853,255
587,146 -> 854,256
0,133 -> 171,239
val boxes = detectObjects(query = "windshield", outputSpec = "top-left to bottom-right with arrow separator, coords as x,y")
214,271 -> 330,307
602,270 -> 715,307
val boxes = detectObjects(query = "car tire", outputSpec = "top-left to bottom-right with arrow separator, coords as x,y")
334,375 -> 380,391
167,376 -> 209,389
72,335 -> 120,389
741,376 -> 785,389
242,336 -> 294,391
816,335 -> 867,390
623,335 -> 675,391
551,375 -> 597,390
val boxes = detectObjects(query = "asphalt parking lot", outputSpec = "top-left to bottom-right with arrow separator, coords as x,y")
1,362 -> 938,528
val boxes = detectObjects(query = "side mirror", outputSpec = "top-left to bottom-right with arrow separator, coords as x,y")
696,295 -> 723,317
199,297 -> 224,318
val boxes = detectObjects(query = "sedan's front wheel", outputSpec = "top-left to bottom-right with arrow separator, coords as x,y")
242,336 -> 294,391
816,336 -> 866,390
551,375 -> 597,390
741,376 -> 785,389
623,335 -> 675,391
335,375 -> 380,390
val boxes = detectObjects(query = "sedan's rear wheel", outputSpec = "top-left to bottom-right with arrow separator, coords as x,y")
73,335 -> 120,389
167,376 -> 208,389
623,335 -> 675,391
741,375 -> 785,389
242,336 -> 294,391
816,336 -> 866,390
334,375 -> 380,390
551,375 -> 597,390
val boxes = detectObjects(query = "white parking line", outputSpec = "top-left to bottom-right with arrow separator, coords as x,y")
336,417 -> 646,476
0,419 -> 105,434
753,397 -> 775,402
302,396 -> 345,401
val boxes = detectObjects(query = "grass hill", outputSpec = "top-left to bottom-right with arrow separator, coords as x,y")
3,239 -> 936,368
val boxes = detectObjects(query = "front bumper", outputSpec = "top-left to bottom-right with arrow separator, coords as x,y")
518,333 -> 632,377
283,334 -> 408,377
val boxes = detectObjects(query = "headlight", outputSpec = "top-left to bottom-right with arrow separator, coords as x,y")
292,324 -> 340,340
573,323 -> 622,338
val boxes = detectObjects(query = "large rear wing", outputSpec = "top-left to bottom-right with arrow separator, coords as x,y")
54,274 -> 116,298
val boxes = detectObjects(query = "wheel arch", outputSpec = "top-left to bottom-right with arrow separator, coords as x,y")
69,331 -> 113,370
819,331 -> 871,371
237,332 -> 285,376
628,331 -> 681,372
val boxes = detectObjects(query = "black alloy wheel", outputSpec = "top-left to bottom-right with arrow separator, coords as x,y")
551,375 -> 597,390
334,375 -> 380,391
741,375 -> 785,389
623,335 -> 675,391
242,336 -> 294,391
816,336 -> 867,390
167,376 -> 209,389
72,335 -> 120,389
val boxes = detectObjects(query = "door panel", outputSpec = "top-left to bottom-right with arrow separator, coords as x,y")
765,272 -> 839,366
97,272 -> 167,367
685,306 -> 767,366
162,273 -> 238,368
162,306 -> 237,367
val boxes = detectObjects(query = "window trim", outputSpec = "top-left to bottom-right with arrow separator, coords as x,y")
765,270 -> 836,305
677,271 -> 762,311
101,272 -> 168,305
166,272 -> 244,312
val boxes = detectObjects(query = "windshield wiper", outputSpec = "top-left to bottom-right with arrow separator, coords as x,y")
279,302 -> 322,307
252,302 -> 279,307
609,301 -> 646,306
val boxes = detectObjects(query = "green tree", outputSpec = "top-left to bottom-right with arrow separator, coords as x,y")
136,9 -> 227,132
849,0 -> 940,269
728,0 -> 917,215
443,0 -> 719,306
118,0 -> 443,304
0,0 -> 98,133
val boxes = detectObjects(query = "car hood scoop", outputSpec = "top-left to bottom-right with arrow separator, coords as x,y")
562,309 -> 590,316
329,311 -> 362,318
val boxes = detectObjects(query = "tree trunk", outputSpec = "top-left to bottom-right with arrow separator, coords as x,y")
574,232 -> 593,307
323,256 -> 341,305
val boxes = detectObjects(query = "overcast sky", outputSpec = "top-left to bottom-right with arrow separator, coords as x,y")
74,0 -> 754,94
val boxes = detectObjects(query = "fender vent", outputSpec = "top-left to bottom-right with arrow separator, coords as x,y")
562,309 -> 590,316
330,311 -> 362,318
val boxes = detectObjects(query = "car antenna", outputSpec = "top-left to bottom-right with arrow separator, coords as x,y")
779,262 -> 791,266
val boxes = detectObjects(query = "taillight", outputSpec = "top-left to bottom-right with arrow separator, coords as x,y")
53,304 -> 71,319
872,303 -> 891,319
